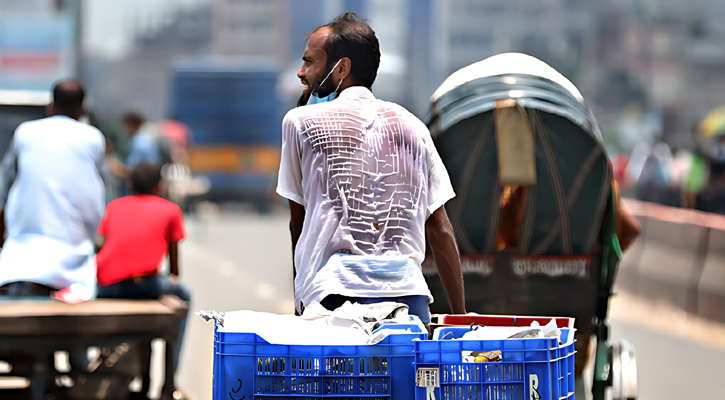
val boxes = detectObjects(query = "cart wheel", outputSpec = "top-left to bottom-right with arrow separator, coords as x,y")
610,339 -> 638,400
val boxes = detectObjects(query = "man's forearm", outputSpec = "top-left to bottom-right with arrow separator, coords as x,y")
426,208 -> 466,314
0,209 -> 5,248
288,201 -> 306,281
169,241 -> 179,276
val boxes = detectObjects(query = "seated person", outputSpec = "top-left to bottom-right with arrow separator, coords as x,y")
95,161 -> 189,399
495,180 -> 641,252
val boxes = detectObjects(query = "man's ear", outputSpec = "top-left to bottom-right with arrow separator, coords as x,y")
336,57 -> 352,81
46,101 -> 54,117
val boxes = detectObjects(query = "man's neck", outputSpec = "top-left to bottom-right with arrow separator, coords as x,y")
338,84 -> 372,95
50,110 -> 80,121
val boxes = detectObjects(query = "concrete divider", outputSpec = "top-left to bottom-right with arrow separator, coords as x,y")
619,199 -> 724,321
634,219 -> 706,312
698,229 -> 725,323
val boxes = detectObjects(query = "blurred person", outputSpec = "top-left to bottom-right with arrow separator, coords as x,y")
0,80 -> 105,297
158,120 -> 191,165
703,136 -> 725,213
626,142 -> 651,187
95,162 -> 189,400
685,150 -> 708,210
122,112 -> 161,171
612,153 -> 630,190
671,148 -> 693,207
497,176 -> 641,253
278,12 -> 466,323
632,142 -> 672,204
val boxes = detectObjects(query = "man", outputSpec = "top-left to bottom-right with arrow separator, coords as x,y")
106,113 -> 163,194
96,162 -> 189,400
277,12 -> 466,323
123,112 -> 162,169
0,80 -> 105,297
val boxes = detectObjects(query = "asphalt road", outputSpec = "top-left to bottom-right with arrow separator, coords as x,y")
172,207 -> 725,400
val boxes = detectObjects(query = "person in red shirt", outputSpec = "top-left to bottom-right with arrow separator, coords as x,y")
96,161 -> 190,400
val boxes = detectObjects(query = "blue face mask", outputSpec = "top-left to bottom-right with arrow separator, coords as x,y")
306,59 -> 343,106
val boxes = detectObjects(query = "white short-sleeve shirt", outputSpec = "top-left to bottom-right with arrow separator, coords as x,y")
277,86 -> 455,312
0,116 -> 106,293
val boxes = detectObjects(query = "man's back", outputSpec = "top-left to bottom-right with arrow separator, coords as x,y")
96,194 -> 185,286
126,132 -> 161,168
0,115 -> 105,290
278,87 -> 455,308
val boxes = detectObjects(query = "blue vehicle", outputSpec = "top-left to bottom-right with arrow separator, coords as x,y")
170,59 -> 282,211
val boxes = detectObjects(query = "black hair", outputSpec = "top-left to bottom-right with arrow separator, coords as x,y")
122,112 -> 145,127
131,162 -> 162,195
321,12 -> 380,88
52,80 -> 84,110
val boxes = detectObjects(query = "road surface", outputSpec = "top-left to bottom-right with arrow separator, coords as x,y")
171,207 -> 724,400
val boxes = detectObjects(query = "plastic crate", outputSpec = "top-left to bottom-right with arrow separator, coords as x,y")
213,316 -> 427,400
414,327 -> 576,400
438,314 -> 575,329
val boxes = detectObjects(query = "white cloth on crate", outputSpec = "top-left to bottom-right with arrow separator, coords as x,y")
218,310 -> 371,345
0,116 -> 105,293
277,86 -> 456,313
300,300 -> 409,334
216,302 -> 413,345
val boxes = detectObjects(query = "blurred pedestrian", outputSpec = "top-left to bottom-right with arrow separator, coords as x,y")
95,162 -> 189,399
612,153 -> 630,190
0,80 -> 105,298
123,112 -> 161,170
278,12 -> 465,322
703,136 -> 725,213
158,120 -> 191,165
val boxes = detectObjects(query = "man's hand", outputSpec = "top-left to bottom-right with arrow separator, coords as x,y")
169,241 -> 180,277
289,200 -> 305,280
426,206 -> 466,314
105,156 -> 129,179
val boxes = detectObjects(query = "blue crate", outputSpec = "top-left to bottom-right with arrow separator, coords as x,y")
414,327 -> 576,400
213,316 -> 427,400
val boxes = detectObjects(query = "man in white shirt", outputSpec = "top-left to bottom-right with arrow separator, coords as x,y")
277,12 -> 465,323
0,80 -> 105,297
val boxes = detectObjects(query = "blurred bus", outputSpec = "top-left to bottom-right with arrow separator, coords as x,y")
169,59 -> 282,212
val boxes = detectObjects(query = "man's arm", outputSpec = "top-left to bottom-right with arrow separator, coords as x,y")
94,234 -> 105,253
169,241 -> 180,278
426,206 -> 466,314
0,137 -> 19,249
612,181 -> 641,253
0,209 -> 4,248
616,202 -> 641,253
289,200 -> 305,279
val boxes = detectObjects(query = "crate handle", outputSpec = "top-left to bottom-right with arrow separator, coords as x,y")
416,368 -> 439,400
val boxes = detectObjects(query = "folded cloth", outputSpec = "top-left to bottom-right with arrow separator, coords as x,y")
300,300 -> 409,334
199,301 -> 411,346
205,309 -> 371,345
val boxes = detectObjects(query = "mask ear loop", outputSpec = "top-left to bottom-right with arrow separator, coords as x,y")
317,59 -> 342,92
306,59 -> 344,106
333,74 -> 344,94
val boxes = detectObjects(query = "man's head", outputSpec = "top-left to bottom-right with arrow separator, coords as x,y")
50,80 -> 85,120
122,112 -> 145,136
130,162 -> 163,195
297,12 -> 380,106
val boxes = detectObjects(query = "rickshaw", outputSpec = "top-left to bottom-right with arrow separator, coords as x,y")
422,53 -> 638,400
0,292 -> 187,400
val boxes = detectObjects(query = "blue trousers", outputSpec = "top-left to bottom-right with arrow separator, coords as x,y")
320,294 -> 431,324
97,275 -> 191,373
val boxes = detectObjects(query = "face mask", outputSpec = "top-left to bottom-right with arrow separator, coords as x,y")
307,59 -> 343,105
